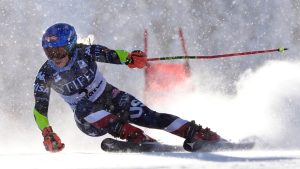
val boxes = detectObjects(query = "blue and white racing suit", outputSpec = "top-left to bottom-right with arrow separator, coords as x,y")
33,44 -> 188,137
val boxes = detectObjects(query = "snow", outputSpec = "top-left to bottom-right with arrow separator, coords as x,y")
1,0 -> 300,168
2,151 -> 300,169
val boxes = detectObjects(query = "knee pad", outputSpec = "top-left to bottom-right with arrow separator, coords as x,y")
75,116 -> 108,137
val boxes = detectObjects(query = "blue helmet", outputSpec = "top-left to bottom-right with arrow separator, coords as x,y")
42,23 -> 77,54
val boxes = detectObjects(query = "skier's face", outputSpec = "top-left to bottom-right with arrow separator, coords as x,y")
44,46 -> 70,68
52,54 -> 70,68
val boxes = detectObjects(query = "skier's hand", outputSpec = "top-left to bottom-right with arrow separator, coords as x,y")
127,50 -> 147,69
42,126 -> 65,153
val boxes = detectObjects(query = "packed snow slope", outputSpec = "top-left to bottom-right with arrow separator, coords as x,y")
2,151 -> 300,169
1,0 -> 300,169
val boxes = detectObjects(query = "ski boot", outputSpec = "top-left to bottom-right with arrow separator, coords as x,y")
120,123 -> 157,143
103,122 -> 157,152
182,121 -> 220,152
111,122 -> 157,144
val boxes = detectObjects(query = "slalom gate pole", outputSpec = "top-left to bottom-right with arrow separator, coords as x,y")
178,28 -> 189,56
147,48 -> 288,61
144,29 -> 148,55
178,27 -> 191,75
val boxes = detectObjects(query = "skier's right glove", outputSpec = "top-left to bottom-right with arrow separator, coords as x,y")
127,50 -> 147,69
42,126 -> 65,153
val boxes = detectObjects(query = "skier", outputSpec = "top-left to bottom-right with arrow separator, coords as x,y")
33,23 -> 220,153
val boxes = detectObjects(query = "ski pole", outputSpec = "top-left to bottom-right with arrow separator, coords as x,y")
147,48 -> 288,61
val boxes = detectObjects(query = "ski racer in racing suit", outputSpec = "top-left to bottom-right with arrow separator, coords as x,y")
33,23 -> 220,153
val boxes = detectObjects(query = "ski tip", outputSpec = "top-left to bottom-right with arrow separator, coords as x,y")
183,139 -> 255,152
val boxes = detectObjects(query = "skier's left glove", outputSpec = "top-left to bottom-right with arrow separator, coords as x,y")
42,126 -> 65,153
127,50 -> 147,69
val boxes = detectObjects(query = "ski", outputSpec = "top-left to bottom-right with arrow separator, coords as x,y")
101,138 -> 184,152
183,139 -> 255,152
101,138 -> 255,153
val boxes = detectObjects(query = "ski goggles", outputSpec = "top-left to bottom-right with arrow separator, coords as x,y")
44,46 -> 69,60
